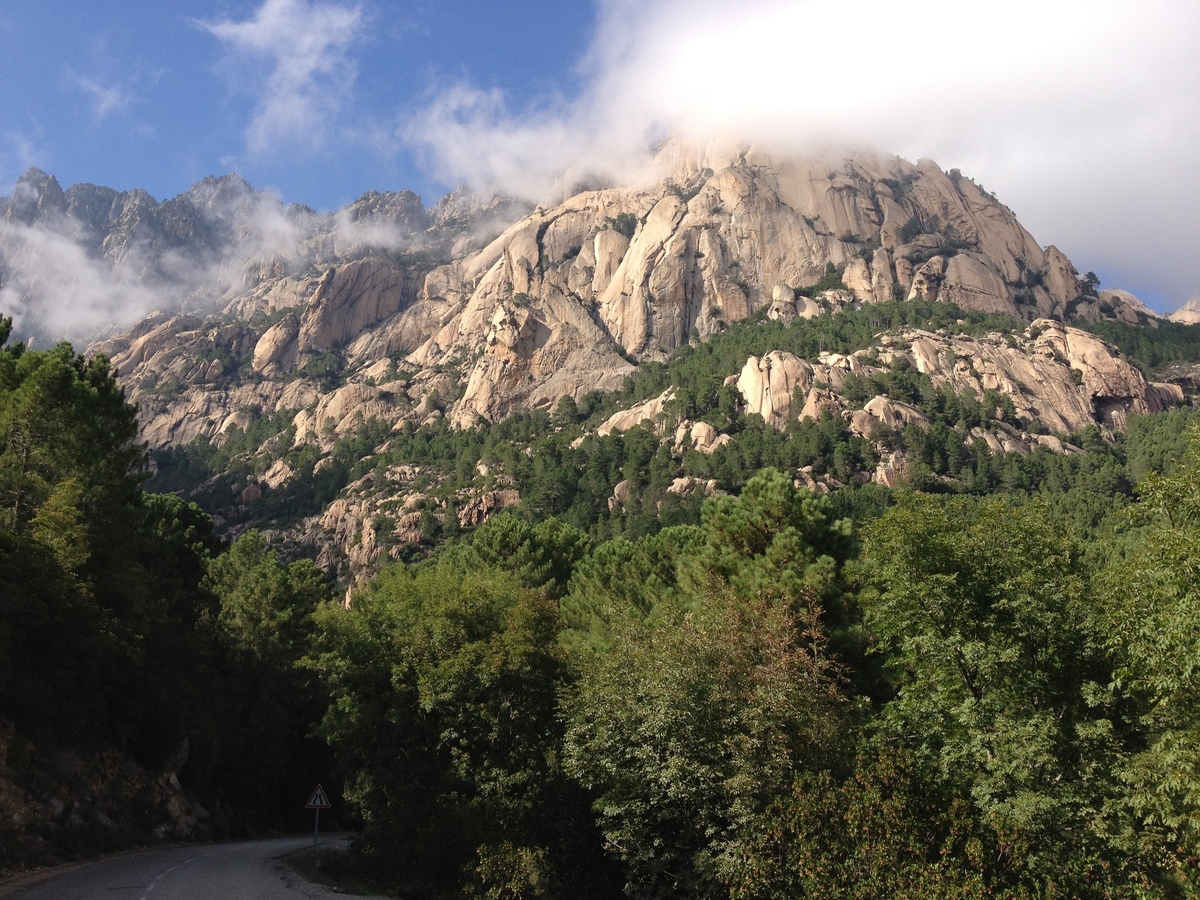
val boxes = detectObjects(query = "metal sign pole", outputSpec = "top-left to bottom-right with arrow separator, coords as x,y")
305,783 -> 331,851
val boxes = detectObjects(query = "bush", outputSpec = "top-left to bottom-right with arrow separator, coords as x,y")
610,213 -> 638,239
898,215 -> 923,244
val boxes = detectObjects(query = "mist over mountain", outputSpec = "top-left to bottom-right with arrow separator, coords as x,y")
0,167 -> 527,346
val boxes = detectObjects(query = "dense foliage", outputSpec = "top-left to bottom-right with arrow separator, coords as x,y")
1080,318 -> 1200,373
304,450 -> 1200,897
309,562 -> 613,897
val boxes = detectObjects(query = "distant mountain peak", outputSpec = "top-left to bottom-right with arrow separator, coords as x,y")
5,167 -> 66,224
1169,295 -> 1200,324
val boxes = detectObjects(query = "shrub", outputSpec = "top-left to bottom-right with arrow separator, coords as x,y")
898,215 -> 923,244
610,213 -> 638,240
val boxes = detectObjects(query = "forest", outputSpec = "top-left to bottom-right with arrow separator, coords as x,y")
4,307 -> 1200,897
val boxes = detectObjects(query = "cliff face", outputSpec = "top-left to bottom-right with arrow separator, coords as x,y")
410,143 -> 1112,426
84,142 -> 1162,452
2,146 -> 1181,582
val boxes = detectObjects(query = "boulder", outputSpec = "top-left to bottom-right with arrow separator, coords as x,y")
736,352 -> 813,428
597,390 -> 675,435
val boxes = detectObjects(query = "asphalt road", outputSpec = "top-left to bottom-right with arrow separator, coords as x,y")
0,835 -> 371,899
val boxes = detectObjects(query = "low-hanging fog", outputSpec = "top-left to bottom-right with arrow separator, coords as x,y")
0,176 -> 432,346
403,0 -> 1200,312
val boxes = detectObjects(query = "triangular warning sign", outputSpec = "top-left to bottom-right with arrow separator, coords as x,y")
305,784 -> 331,808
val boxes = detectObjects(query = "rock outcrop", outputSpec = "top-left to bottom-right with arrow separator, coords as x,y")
0,723 -> 213,871
597,391 -> 675,436
1170,297 -> 1200,325
733,318 -> 1162,443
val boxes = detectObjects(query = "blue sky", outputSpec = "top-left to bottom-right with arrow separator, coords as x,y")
0,0 -> 594,208
1,0 -> 1198,312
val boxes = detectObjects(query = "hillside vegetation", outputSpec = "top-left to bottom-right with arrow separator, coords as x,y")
149,300 -> 1188,563
0,317 -> 335,867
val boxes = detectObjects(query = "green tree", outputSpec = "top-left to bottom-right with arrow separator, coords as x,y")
205,531 -> 329,665
29,475 -> 89,582
0,341 -> 144,537
727,745 -> 990,899
697,468 -> 852,609
1103,428 -> 1200,864
863,494 -> 1161,894
131,494 -> 228,792
436,512 -> 591,600
561,525 -> 704,646
561,471 -> 857,897
203,531 -> 334,827
0,328 -> 164,752
0,526 -> 111,744
553,394 -> 582,426
311,563 -> 605,897
0,321 -> 340,847
563,583 -> 848,899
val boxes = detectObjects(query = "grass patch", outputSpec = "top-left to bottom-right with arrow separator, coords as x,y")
284,841 -> 396,897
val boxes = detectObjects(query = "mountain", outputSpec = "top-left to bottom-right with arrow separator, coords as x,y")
2,142 -> 1194,584
0,167 -> 527,346
1169,296 -> 1200,325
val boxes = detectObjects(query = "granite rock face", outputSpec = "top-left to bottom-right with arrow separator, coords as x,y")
733,318 -> 1162,443
44,143 -> 1164,454
1169,296 -> 1200,325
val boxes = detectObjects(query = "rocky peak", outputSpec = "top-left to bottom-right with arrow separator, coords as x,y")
383,142 -> 1129,429
4,167 -> 66,224
1169,297 -> 1200,325
343,190 -> 429,232
62,182 -> 122,249
95,143 -> 1175,455
183,173 -> 257,213
429,185 -> 522,227
73,146 -> 1194,586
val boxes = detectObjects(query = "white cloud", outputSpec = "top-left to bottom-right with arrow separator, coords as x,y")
0,220 -> 166,344
405,83 -> 658,202
73,75 -> 130,120
405,0 -> 1200,310
198,0 -> 364,157
0,176 -> 426,346
0,130 -> 45,187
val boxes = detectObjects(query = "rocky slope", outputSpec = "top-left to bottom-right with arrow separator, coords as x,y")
0,723 -> 211,870
235,311 -> 1181,587
734,318 -> 1175,438
0,167 -> 527,345
3,143 -> 1190,583
82,142 -> 1160,446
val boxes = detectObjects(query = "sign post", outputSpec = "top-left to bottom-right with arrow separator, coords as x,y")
305,784 -> 331,850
